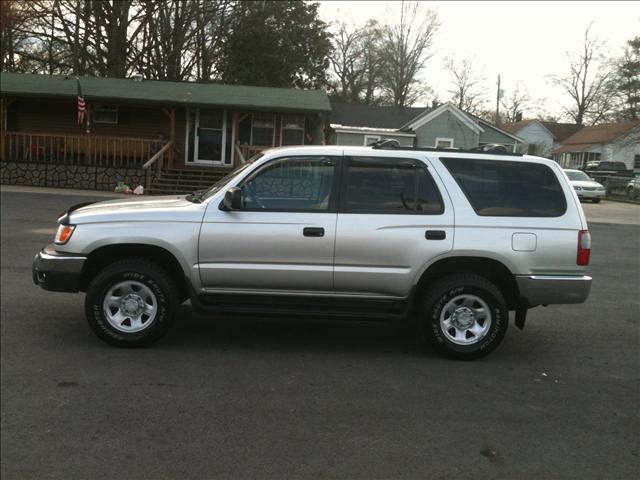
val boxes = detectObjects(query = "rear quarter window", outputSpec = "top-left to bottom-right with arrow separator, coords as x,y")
441,157 -> 567,217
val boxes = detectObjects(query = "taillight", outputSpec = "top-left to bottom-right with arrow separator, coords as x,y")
577,230 -> 591,265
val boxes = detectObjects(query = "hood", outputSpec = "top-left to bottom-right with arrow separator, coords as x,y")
66,195 -> 205,224
569,180 -> 604,188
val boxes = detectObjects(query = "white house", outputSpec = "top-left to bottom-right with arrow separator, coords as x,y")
502,120 -> 583,158
552,121 -> 640,170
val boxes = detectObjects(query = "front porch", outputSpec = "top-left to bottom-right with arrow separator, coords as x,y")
0,129 -> 273,193
2,131 -> 168,167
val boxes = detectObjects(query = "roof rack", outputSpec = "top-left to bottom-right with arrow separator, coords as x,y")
369,139 -> 400,148
370,141 -> 523,156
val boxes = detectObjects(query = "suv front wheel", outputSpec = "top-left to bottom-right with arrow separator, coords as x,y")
418,274 -> 508,360
85,259 -> 178,347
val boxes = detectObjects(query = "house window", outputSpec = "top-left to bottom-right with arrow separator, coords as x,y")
364,135 -> 381,146
93,105 -> 118,124
251,113 -> 275,146
634,154 -> 640,169
281,115 -> 305,146
435,137 -> 454,148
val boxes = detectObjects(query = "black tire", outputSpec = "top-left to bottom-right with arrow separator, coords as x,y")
592,198 -> 601,203
84,259 -> 178,347
417,274 -> 508,360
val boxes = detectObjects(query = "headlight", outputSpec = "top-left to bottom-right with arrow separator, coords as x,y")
54,224 -> 76,245
573,186 -> 582,191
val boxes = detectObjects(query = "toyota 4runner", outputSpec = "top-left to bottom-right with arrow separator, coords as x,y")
33,145 -> 592,359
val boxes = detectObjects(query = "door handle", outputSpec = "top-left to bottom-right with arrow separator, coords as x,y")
425,230 -> 446,240
303,227 -> 325,237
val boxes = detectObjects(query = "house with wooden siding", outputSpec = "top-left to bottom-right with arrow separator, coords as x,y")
0,72 -> 330,193
329,99 -> 522,151
552,121 -> 640,170
329,99 -> 426,147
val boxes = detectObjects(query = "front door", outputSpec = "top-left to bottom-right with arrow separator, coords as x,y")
186,109 -> 232,166
198,155 -> 339,293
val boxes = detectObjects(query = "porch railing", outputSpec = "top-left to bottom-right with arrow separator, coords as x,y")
2,131 -> 167,168
143,141 -> 173,189
237,144 -> 268,162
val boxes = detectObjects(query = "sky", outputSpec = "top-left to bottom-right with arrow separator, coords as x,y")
317,1 -> 640,118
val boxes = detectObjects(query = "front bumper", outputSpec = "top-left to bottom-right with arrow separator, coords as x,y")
32,245 -> 86,293
516,275 -> 592,306
576,189 -> 605,199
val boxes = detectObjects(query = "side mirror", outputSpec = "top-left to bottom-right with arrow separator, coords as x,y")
221,187 -> 243,211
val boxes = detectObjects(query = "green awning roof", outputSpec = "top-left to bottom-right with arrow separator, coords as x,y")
0,72 -> 331,113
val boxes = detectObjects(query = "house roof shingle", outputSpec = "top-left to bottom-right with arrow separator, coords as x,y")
503,120 -> 583,142
0,72 -> 331,113
553,121 -> 640,153
329,98 -> 429,129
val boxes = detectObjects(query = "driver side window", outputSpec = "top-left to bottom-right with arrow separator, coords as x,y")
242,157 -> 336,211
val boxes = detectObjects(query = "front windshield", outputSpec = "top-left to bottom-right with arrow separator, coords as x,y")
200,153 -> 264,200
565,170 -> 590,181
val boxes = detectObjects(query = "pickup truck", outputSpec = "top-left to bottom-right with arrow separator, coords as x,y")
584,161 -> 635,185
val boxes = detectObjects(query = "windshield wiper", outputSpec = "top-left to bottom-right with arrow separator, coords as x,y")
186,189 -> 207,203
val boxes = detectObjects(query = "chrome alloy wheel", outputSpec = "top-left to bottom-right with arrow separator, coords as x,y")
439,294 -> 492,345
102,281 -> 158,333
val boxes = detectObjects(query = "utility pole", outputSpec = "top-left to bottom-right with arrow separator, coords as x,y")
495,74 -> 501,126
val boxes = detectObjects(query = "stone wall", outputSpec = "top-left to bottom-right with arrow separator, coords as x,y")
0,161 -> 156,191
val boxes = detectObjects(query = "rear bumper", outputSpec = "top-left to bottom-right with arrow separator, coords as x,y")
32,245 -> 86,293
516,275 -> 592,306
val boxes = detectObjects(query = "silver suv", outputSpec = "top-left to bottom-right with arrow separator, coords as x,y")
33,145 -> 592,359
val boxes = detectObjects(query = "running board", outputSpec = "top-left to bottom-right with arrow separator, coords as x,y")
190,291 -> 412,321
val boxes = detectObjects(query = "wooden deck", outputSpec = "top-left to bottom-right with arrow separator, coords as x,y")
1,131 -> 168,168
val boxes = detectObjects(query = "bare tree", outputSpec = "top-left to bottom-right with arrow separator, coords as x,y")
328,20 -> 367,101
327,19 -> 385,103
16,0 -> 156,77
500,83 -> 532,123
132,0 -> 199,81
1,1 -> 37,72
12,0 -> 231,80
552,24 -> 615,125
132,0 -> 233,81
444,56 -> 488,114
193,0 -> 234,81
378,1 -> 440,107
360,20 -> 385,105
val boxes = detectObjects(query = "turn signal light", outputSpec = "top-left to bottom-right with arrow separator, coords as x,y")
54,224 -> 76,245
577,230 -> 591,265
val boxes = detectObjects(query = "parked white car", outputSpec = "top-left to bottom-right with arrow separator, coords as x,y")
564,169 -> 606,203
627,174 -> 640,200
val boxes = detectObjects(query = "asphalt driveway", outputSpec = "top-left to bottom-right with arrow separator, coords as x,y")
1,188 -> 638,479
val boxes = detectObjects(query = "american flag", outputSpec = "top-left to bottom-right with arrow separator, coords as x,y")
76,78 -> 86,125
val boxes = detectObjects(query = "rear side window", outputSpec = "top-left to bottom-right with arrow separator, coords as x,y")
441,158 -> 567,217
343,157 -> 444,214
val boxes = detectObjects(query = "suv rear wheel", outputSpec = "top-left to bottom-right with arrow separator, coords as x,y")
418,274 -> 508,360
85,259 -> 178,347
